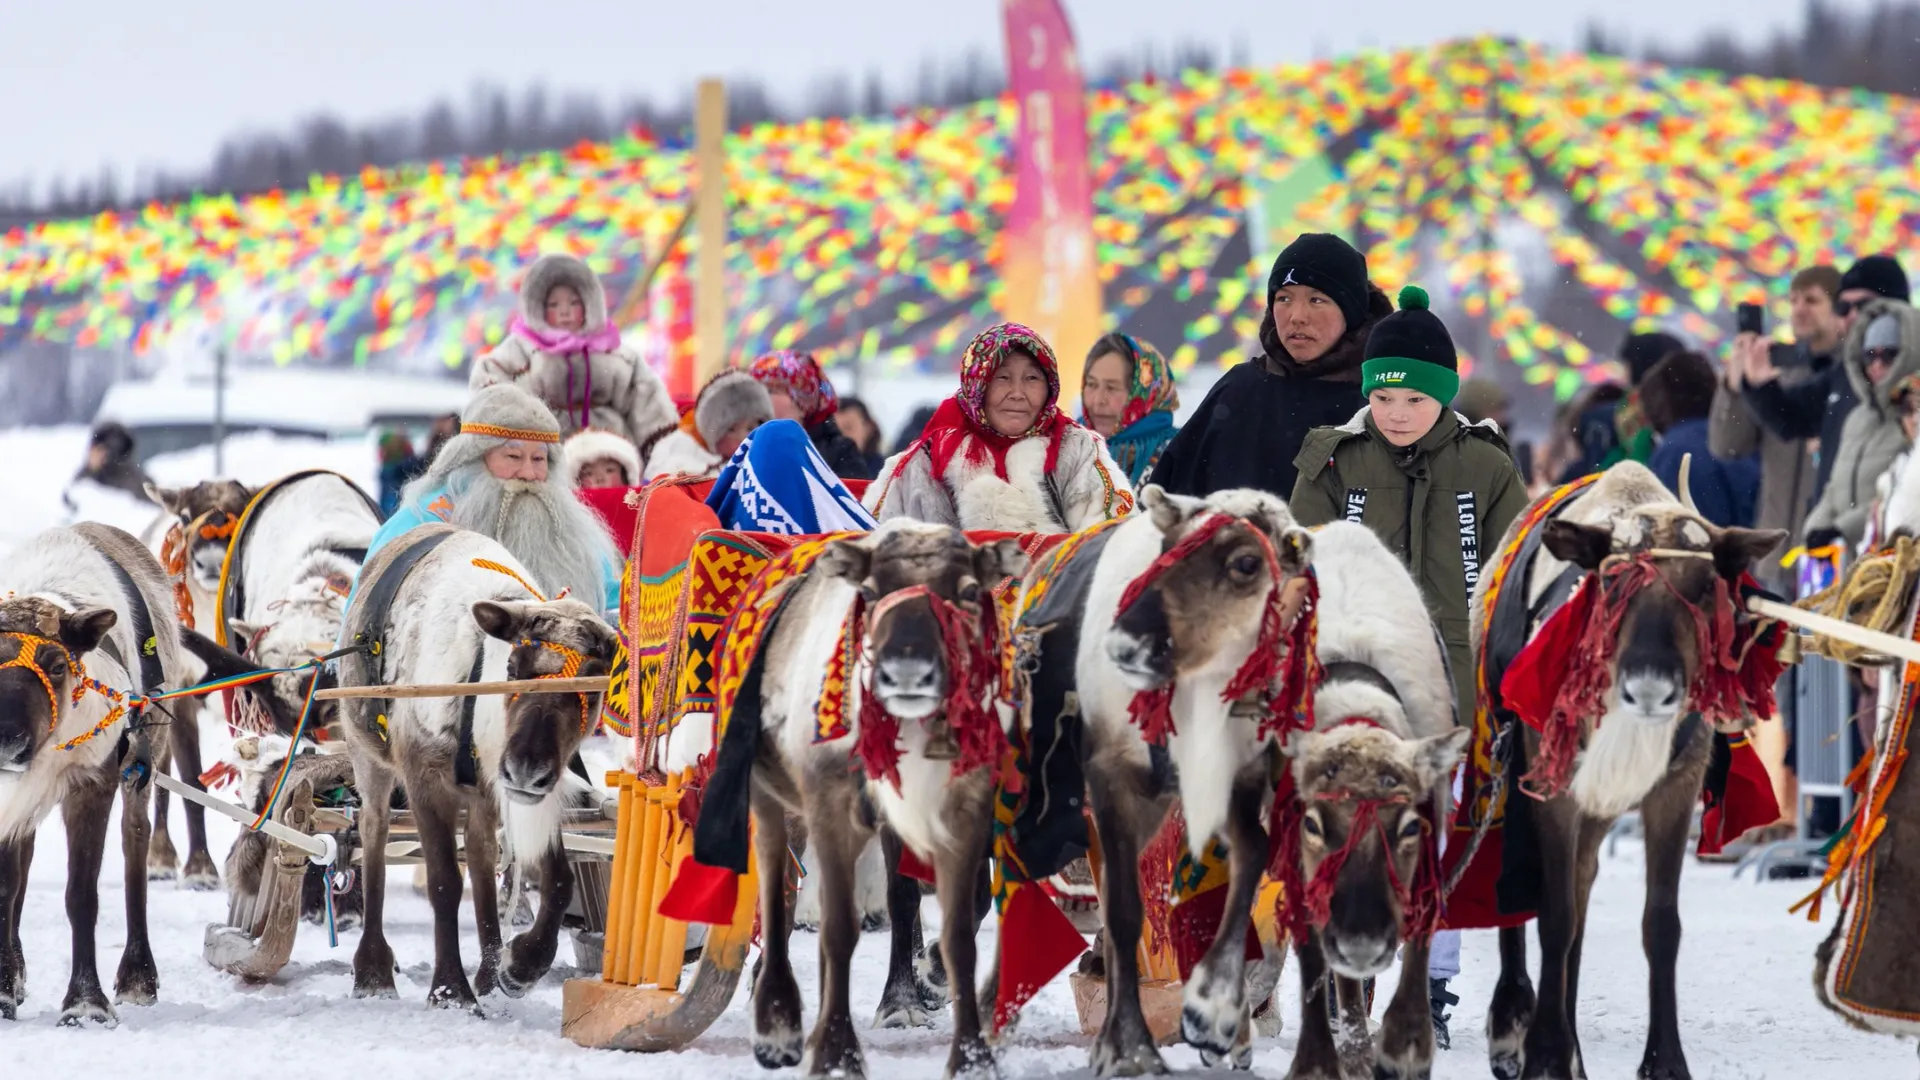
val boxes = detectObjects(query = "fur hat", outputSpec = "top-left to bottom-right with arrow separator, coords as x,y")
694,371 -> 774,448
427,384 -> 563,482
1362,286 -> 1460,404
563,428 -> 641,486
1267,232 -> 1370,333
519,253 -> 611,335
1866,313 -> 1903,353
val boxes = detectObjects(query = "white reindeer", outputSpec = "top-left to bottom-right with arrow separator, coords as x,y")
0,524 -> 186,1025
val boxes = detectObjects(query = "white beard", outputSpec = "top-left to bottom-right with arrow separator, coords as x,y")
443,471 -> 618,611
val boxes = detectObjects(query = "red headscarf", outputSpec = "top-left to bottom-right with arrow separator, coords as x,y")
747,350 -> 838,428
902,322 -> 1073,483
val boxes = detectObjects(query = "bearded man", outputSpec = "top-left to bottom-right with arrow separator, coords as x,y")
366,383 -> 621,612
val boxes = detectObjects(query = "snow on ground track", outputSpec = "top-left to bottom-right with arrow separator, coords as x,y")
9,765 -> 1912,1078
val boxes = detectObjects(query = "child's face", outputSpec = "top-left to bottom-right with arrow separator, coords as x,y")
1369,388 -> 1445,447
545,284 -> 586,332
578,458 -> 628,489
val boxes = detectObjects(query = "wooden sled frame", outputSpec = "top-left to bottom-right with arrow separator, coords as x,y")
561,770 -> 761,1051
167,678 -> 624,982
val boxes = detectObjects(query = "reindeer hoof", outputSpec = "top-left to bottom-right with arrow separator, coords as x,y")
1180,994 -> 1244,1059
1089,1038 -> 1167,1078
181,853 -> 221,891
114,956 -> 158,1007
860,911 -> 888,934
59,995 -> 117,1028
497,964 -> 539,999
874,1003 -> 933,1029
947,1039 -> 1000,1080
146,863 -> 177,882
754,1028 -> 804,1070
428,982 -> 480,1012
1490,1047 -> 1523,1080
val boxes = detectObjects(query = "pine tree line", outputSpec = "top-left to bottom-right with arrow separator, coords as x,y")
1585,0 -> 1920,97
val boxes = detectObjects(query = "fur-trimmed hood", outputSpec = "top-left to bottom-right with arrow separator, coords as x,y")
564,428 -> 642,487
519,253 -> 611,337
643,429 -> 722,481
694,371 -> 774,447
1844,297 -> 1920,414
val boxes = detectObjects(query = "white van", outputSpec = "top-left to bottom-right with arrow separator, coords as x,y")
94,368 -> 472,463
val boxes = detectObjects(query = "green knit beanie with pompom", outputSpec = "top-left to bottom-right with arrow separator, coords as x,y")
1360,286 -> 1461,404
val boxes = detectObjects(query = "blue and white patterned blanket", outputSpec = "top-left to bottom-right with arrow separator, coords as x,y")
706,419 -> 877,535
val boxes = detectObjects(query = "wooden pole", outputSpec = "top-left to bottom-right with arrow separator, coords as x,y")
1747,597 -> 1920,667
694,78 -> 729,386
313,676 -> 608,701
611,196 -> 699,329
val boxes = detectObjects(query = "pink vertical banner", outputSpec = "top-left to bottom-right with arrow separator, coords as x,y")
999,0 -> 1103,395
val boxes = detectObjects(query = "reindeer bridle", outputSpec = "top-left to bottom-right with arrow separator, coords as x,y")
1523,542 -> 1766,798
1271,721 -> 1443,942
0,631 -> 138,752
852,582 -> 1004,791
509,636 -> 597,737
1116,512 -> 1319,745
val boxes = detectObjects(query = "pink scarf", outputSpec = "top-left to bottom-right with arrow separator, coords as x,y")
509,314 -> 625,430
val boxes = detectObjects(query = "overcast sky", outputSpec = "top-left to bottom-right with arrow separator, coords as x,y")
0,0 -> 1871,193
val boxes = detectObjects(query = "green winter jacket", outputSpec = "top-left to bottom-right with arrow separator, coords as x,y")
1290,407 -> 1530,725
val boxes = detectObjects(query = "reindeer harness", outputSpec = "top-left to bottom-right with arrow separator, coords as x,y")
1113,511 -> 1321,746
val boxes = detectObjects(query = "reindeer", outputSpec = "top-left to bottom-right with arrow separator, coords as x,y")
744,521 -> 1025,1080
136,478 -> 250,887
1274,520 -> 1468,1080
332,524 -> 615,1009
0,524 -> 186,1025
171,472 -> 379,913
1048,486 -> 1316,1076
1475,462 -> 1784,1080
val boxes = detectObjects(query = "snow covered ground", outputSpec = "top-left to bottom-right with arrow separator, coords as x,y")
0,426 -> 1912,1078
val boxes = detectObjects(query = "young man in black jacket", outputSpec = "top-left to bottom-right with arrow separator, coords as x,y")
1149,232 -> 1392,499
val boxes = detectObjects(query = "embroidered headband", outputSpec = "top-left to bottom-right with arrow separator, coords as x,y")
461,422 -> 560,444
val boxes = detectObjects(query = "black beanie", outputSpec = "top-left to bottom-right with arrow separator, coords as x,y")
1620,331 -> 1686,386
1267,233 -> 1370,333
1361,286 -> 1460,403
1840,254 -> 1911,303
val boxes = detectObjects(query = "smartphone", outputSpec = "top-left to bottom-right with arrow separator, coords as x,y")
1737,302 -> 1765,336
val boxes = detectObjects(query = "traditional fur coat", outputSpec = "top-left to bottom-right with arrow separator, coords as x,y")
471,253 -> 678,456
865,423 -> 1134,534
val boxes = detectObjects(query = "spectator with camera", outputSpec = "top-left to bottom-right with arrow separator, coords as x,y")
1712,265 -> 1845,585
1735,255 -> 1909,516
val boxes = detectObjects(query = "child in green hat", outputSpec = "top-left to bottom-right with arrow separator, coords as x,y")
1287,286 -> 1528,1048
1289,284 -> 1527,725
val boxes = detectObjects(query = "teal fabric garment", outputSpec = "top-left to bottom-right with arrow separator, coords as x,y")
1101,410 -> 1178,487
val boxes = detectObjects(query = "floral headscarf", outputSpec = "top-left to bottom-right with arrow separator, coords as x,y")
1083,334 -> 1179,431
747,350 -> 839,428
899,322 -> 1072,484
1081,334 -> 1180,485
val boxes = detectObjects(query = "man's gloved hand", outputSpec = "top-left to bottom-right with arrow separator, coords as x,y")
1804,527 -> 1844,551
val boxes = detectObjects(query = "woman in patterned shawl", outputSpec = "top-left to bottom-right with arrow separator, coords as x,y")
1078,332 -> 1180,486
864,322 -> 1133,534
746,349 -> 872,480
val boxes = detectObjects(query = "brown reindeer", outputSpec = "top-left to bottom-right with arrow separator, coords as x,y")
1474,462 -> 1784,1080
1060,487 -> 1315,1076
0,524 -> 184,1025
746,521 -> 1024,1080
330,526 -> 617,1009
144,478 -> 251,888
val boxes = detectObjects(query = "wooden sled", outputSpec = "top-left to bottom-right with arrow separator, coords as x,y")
562,769 -> 760,1050
198,749 -> 620,981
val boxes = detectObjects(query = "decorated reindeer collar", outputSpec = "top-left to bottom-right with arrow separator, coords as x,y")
470,558 -> 597,736
815,582 -> 1005,792
1115,512 -> 1321,746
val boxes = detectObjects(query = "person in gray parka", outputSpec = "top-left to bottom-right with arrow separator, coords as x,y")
1803,296 -> 1920,549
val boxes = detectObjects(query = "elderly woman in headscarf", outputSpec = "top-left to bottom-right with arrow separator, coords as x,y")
1078,332 -> 1179,486
471,252 -> 679,460
865,322 -> 1134,533
745,349 -> 871,480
